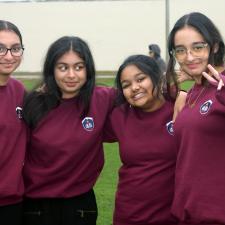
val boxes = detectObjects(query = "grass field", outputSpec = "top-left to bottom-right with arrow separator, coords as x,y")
20,76 -> 192,225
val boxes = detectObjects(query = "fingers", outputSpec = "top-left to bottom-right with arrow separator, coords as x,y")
217,79 -> 224,91
207,64 -> 225,90
202,71 -> 218,86
176,70 -> 193,83
203,64 -> 224,90
207,64 -> 220,80
219,73 -> 225,84
202,64 -> 224,90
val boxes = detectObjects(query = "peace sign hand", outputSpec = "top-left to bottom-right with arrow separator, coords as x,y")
202,64 -> 224,90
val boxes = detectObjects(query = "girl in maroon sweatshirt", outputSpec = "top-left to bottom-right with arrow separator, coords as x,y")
104,55 -> 178,225
0,20 -> 27,225
166,12 -> 225,225
22,36 -> 115,225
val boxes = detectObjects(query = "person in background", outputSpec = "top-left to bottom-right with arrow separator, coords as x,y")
22,36 -> 115,225
149,43 -> 167,74
166,12 -> 225,224
104,55 -> 178,225
0,20 -> 27,225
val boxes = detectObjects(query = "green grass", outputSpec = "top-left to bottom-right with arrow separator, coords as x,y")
20,78 -> 41,90
95,143 -> 120,225
180,80 -> 194,91
20,77 -> 116,90
22,77 -> 193,93
96,78 -> 115,87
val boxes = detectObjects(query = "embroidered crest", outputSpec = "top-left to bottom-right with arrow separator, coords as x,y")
82,117 -> 94,131
200,100 -> 213,115
166,120 -> 174,135
16,106 -> 23,119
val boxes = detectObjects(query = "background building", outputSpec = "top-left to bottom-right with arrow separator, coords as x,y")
0,0 -> 225,72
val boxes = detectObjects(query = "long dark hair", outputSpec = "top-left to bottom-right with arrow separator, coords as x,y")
23,36 -> 96,129
166,12 -> 225,96
115,54 -> 163,105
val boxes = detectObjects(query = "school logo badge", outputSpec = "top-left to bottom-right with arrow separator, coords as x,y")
16,106 -> 23,119
200,100 -> 213,115
82,117 -> 94,131
166,120 -> 174,135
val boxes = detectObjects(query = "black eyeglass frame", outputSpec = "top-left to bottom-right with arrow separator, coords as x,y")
0,46 -> 24,57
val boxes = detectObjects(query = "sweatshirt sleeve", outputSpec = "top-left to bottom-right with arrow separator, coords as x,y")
103,111 -> 118,143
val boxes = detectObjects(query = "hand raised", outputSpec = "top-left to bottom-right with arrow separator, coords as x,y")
202,64 -> 224,90
176,69 -> 193,83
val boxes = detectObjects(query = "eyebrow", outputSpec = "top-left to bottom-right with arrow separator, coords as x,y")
174,41 -> 206,48
120,72 -> 144,83
0,42 -> 21,46
56,61 -> 85,65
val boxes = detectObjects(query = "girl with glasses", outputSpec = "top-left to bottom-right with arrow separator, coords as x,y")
166,12 -> 225,225
0,20 -> 27,225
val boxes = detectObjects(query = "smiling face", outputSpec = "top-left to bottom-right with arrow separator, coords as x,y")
120,64 -> 163,112
0,30 -> 22,80
174,26 -> 210,83
54,50 -> 87,99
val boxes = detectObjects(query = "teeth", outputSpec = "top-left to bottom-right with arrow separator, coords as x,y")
133,93 -> 144,100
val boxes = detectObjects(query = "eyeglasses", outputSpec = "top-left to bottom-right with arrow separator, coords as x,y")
0,45 -> 24,57
172,42 -> 208,61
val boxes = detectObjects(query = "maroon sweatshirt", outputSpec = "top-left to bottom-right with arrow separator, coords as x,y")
105,101 -> 177,225
23,86 -> 115,198
173,72 -> 225,225
0,77 -> 27,206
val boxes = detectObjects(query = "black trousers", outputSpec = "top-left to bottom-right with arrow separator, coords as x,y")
23,189 -> 98,225
0,202 -> 23,225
